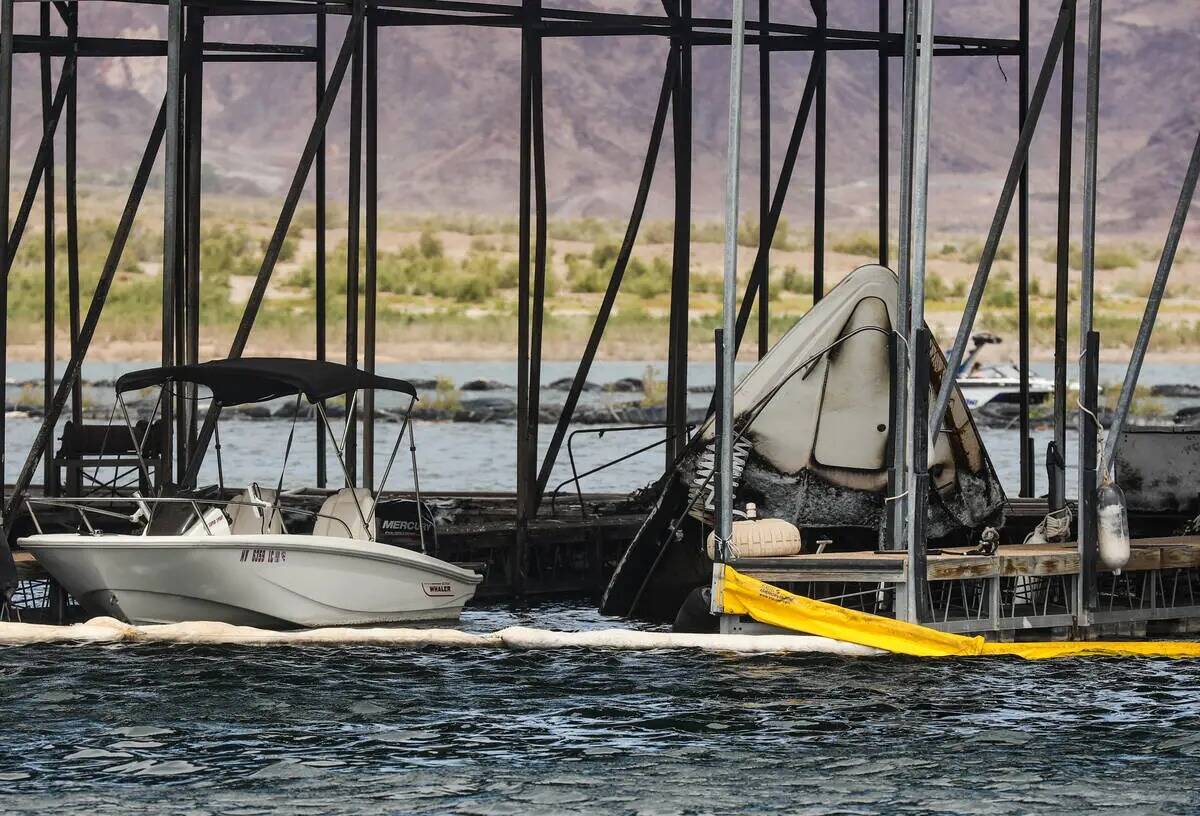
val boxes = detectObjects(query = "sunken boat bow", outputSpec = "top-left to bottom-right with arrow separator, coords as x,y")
602,265 -> 1006,621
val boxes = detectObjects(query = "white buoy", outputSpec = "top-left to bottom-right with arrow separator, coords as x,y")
1097,481 -> 1131,572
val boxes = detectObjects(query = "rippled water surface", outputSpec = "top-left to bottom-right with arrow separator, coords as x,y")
4,605 -> 1200,815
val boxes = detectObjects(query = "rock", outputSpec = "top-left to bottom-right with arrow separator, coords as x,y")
273,401 -> 314,418
1152,384 -> 1200,398
1174,406 -> 1200,426
408,378 -> 440,390
606,377 -> 643,393
548,377 -> 598,392
460,379 -> 509,391
238,405 -> 272,419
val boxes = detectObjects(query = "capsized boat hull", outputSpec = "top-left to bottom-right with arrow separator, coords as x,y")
18,534 -> 482,627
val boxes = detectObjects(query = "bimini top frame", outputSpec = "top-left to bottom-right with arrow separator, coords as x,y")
112,357 -> 424,547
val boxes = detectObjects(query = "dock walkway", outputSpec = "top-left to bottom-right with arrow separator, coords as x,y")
728,537 -> 1200,639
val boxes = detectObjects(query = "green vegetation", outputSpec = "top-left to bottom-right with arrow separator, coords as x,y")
7,199 -> 1199,363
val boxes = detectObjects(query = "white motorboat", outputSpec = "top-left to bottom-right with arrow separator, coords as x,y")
956,333 -> 1054,410
19,358 -> 482,628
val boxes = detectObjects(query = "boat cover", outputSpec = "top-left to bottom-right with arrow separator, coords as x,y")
116,358 -> 417,406
686,263 -> 1004,537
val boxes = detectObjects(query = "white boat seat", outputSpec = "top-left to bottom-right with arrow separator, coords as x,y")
226,485 -> 285,535
314,487 -> 375,541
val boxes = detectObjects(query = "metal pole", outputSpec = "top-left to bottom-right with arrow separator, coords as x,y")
812,0 -> 827,303
927,0 -> 1075,444
666,0 -> 691,470
1079,0 -> 1101,516
717,0 -> 748,556
364,9 -> 377,490
1017,0 -> 1033,498
1104,132 -> 1200,472
887,0 -> 917,551
345,3 -> 364,488
65,3 -> 81,495
315,3 -> 328,489
1079,330 -> 1100,616
904,0 -> 935,623
756,0 -> 769,358
513,0 -> 535,595
0,0 -> 11,519
183,9 -> 204,479
1051,1 -> 1075,509
161,0 -> 184,488
878,0 -> 888,269
528,17 -> 548,518
40,3 -> 56,496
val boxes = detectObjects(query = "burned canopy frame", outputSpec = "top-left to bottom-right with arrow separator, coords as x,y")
0,0 -> 1027,599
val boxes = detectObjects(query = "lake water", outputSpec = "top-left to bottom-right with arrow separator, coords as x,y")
4,359 -> 1199,814
3,633 -> 1200,814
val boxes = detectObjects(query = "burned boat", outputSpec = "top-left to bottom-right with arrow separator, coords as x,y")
602,265 -> 1006,621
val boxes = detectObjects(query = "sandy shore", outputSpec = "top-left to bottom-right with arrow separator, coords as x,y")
7,338 -> 1200,365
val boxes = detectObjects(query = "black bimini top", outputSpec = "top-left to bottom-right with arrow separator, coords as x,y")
115,358 -> 418,406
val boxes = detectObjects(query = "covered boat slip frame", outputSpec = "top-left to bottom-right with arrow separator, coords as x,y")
0,2 -> 1194,623
0,0 -> 1023,600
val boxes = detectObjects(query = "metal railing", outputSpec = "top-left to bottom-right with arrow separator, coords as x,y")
24,495 -> 356,541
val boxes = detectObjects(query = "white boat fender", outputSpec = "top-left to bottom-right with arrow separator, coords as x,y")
705,504 -> 803,560
1097,480 -> 1131,573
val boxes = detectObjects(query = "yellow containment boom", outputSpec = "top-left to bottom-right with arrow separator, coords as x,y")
715,564 -> 1200,659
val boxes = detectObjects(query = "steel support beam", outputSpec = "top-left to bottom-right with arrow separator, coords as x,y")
39,3 -> 55,495
886,0 -> 918,552
183,9 -> 204,470
315,3 -> 329,488
1017,0 -> 1033,498
65,3 -> 81,495
927,0 -> 1076,444
904,0 -> 935,623
345,1 -> 364,488
1051,2 -> 1075,509
665,0 -> 691,470
363,8 -> 378,490
161,0 -> 185,487
756,0 -> 769,358
811,0 -> 827,303
878,0 -> 888,269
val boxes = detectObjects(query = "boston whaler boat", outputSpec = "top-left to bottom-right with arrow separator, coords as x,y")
19,358 -> 482,628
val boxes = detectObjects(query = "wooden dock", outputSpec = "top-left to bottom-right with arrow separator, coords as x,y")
725,537 -> 1200,640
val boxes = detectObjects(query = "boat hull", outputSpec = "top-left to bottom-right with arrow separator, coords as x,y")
18,534 -> 482,628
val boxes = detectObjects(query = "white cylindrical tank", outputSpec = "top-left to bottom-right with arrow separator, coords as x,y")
706,504 -> 803,560
1097,482 -> 1131,572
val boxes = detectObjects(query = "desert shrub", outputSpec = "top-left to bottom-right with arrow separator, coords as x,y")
418,230 -> 444,259
830,231 -> 880,258
781,265 -> 813,294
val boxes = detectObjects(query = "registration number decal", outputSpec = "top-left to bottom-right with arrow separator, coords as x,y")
240,548 -> 287,564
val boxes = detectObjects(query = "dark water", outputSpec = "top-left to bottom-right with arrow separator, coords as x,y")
4,603 -> 1200,815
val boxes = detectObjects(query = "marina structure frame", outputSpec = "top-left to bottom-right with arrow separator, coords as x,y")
0,0 -> 1195,631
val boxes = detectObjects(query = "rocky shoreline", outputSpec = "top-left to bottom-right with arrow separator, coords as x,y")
7,377 -> 1200,430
